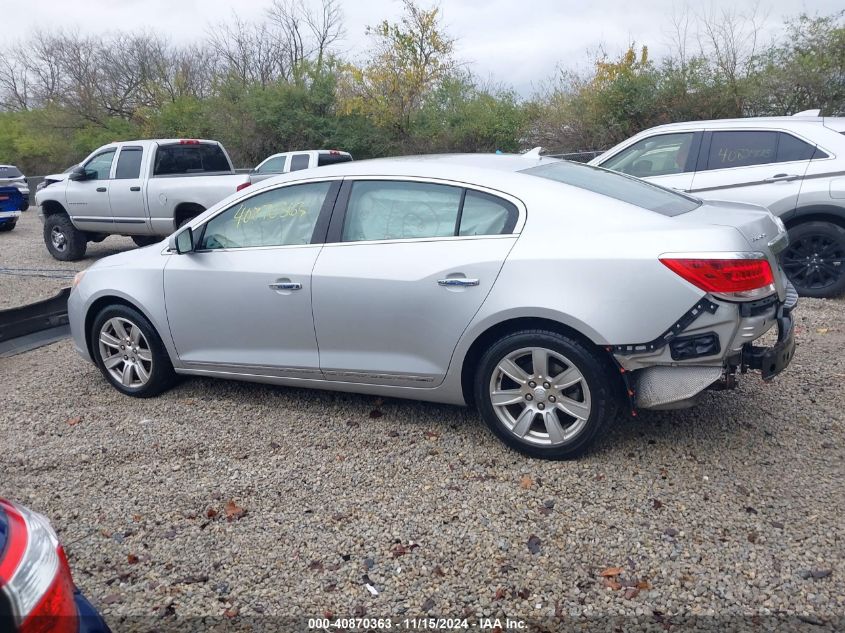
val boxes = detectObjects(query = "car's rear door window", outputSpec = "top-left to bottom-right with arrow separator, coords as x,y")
289,154 -> 311,171
522,161 -> 701,216
114,147 -> 143,179
704,131 -> 779,170
459,190 -> 518,236
342,181 -> 462,242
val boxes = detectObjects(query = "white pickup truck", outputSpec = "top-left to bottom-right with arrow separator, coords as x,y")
35,139 -> 248,260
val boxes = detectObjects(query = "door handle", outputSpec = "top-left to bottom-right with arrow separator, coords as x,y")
96,187 -> 107,192
130,186 -> 141,192
438,278 -> 480,287
268,281 -> 302,291
763,173 -> 800,183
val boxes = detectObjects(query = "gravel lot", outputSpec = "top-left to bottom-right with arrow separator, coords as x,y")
1,210 -> 843,631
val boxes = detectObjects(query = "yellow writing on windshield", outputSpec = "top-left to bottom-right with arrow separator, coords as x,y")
233,201 -> 309,227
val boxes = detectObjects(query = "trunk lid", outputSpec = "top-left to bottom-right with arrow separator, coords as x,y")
674,199 -> 789,299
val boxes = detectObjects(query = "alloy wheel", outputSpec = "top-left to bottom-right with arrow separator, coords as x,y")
782,233 -> 844,291
98,317 -> 153,388
488,346 -> 591,447
50,226 -> 67,252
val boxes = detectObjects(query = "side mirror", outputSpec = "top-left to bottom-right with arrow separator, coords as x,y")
68,167 -> 88,182
171,226 -> 195,254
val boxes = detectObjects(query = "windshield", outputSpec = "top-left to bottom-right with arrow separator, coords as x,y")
521,161 -> 701,217
0,166 -> 23,178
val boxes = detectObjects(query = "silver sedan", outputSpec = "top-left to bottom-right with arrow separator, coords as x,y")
68,154 -> 797,459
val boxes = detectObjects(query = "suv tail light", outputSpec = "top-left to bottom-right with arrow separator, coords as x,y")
178,139 -> 200,145
660,255 -> 776,301
0,501 -> 77,633
236,182 -> 251,192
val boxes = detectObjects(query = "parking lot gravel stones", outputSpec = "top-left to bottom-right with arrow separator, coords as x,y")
1,210 -> 843,630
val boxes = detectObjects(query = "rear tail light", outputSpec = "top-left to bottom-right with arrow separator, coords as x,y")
660,254 -> 776,301
0,501 -> 77,633
236,182 -> 251,192
178,139 -> 200,145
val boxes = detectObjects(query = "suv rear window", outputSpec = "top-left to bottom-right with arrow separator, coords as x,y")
0,166 -> 23,178
153,143 -> 231,176
521,161 -> 701,216
317,152 -> 353,167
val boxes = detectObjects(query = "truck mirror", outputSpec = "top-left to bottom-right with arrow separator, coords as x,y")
68,167 -> 88,182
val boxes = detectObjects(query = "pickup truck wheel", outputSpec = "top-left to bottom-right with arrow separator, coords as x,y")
474,330 -> 617,460
91,304 -> 177,397
782,221 -> 845,298
131,236 -> 159,248
44,214 -> 86,261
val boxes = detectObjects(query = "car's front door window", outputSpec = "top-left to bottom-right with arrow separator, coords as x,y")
200,181 -> 332,250
84,150 -> 116,180
601,133 -> 695,177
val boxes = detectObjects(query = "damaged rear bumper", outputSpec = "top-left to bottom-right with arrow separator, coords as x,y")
614,282 -> 798,412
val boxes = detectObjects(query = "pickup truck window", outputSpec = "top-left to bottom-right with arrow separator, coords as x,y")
199,181 -> 332,249
153,144 -> 231,176
317,152 -> 352,167
290,154 -> 310,172
114,147 -> 143,179
258,156 -> 286,173
84,150 -> 117,180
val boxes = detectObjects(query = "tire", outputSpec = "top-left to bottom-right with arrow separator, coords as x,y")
0,220 -> 15,232
132,235 -> 160,248
43,213 -> 87,261
91,304 -> 177,398
175,205 -> 204,230
781,221 -> 845,298
474,329 -> 618,460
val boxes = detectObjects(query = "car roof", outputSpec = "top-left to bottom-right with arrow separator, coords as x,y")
640,116 -> 845,132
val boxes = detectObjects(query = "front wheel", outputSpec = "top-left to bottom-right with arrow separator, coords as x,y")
91,304 -> 177,397
474,330 -> 618,459
43,213 -> 86,261
781,221 -> 845,298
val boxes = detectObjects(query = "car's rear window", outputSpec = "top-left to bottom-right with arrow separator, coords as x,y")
521,161 -> 701,216
153,143 -> 231,176
0,166 -> 23,178
317,152 -> 353,167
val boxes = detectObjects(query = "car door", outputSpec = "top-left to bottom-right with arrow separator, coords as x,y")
65,149 -> 117,232
163,179 -> 340,376
689,130 -> 810,215
597,131 -> 701,192
311,178 -> 522,387
108,145 -> 148,232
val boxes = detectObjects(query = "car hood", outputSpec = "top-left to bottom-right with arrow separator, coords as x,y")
88,240 -> 167,271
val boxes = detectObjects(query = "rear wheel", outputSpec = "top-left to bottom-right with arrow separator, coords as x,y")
0,220 -> 16,232
474,330 -> 617,459
91,304 -> 177,397
782,221 -> 845,298
44,213 -> 86,261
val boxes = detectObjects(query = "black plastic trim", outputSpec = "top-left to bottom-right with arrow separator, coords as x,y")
612,298 -> 719,355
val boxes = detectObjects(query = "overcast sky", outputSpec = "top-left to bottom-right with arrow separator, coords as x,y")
8,0 -> 841,95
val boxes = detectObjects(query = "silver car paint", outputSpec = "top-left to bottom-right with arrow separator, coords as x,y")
68,154 -> 787,408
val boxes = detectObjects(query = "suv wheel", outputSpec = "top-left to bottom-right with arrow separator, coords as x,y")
0,220 -> 16,232
43,214 -> 87,261
782,221 -> 845,298
474,330 -> 617,459
91,304 -> 177,397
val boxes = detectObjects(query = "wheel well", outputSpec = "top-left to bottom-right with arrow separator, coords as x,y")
41,200 -> 67,217
173,203 -> 205,231
784,213 -> 845,231
84,296 -> 143,360
459,317 -> 616,406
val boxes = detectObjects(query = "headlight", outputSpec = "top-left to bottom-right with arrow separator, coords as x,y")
71,270 -> 86,290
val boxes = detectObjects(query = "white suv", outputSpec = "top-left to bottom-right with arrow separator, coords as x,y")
590,112 -> 845,298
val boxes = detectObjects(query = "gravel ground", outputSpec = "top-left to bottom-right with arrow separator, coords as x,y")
1,209 -> 843,631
